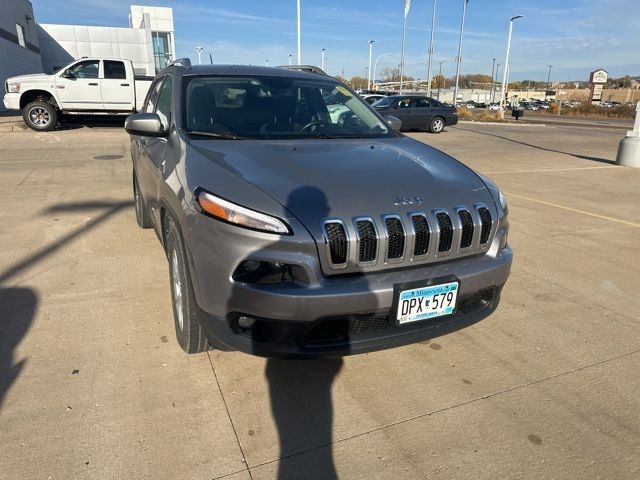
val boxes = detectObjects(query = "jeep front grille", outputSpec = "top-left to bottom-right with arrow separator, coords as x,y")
436,212 -> 453,252
321,204 -> 496,272
325,222 -> 347,265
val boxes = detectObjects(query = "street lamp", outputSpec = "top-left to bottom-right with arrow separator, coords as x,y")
296,0 -> 302,64
437,59 -> 446,101
452,0 -> 468,106
367,40 -> 375,90
288,54 -> 292,66
373,53 -> 393,91
265,59 -> 269,67
492,62 -> 501,103
499,15 -> 523,109
321,48 -> 326,70
426,0 -> 437,97
195,46 -> 204,65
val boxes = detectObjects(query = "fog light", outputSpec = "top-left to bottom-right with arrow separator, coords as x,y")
238,316 -> 256,329
233,260 -> 294,284
241,260 -> 261,273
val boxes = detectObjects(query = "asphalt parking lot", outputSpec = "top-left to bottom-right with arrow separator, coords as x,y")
1,120 -> 639,479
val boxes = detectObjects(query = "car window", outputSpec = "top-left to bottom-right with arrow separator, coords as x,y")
155,75 -> 173,129
413,98 -> 430,108
397,98 -> 411,108
144,77 -> 164,113
104,61 -> 126,80
372,97 -> 394,108
67,60 -> 99,79
184,75 -> 392,140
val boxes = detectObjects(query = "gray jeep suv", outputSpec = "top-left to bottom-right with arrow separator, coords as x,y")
125,59 -> 512,357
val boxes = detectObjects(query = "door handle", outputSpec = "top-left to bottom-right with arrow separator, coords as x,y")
120,83 -> 130,86
88,82 -> 98,86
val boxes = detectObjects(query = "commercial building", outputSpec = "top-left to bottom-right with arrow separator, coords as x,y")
0,0 -> 43,110
38,5 -> 175,76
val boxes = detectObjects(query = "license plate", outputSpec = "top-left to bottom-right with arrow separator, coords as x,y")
396,281 -> 458,325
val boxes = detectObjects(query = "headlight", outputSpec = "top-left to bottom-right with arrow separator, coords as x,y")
478,174 -> 507,212
7,82 -> 21,93
197,190 -> 290,234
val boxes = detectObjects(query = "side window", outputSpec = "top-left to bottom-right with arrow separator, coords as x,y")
397,98 -> 411,108
144,77 -> 164,113
104,61 -> 126,80
155,75 -> 173,129
67,60 -> 99,79
413,98 -> 430,108
16,24 -> 25,48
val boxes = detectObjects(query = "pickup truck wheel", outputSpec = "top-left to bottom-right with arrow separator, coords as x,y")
166,217 -> 211,354
429,116 -> 445,134
23,101 -> 58,131
133,171 -> 153,229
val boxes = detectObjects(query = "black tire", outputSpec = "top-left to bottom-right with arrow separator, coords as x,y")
165,216 -> 211,354
23,100 -> 58,131
429,116 -> 445,134
133,170 -> 153,229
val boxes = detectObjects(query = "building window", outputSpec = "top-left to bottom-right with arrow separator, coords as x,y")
152,32 -> 172,72
16,24 -> 26,48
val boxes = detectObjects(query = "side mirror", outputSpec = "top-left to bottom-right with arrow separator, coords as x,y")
61,71 -> 76,79
125,113 -> 166,137
385,115 -> 402,131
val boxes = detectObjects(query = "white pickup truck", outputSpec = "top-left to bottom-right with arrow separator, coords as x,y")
3,58 -> 153,131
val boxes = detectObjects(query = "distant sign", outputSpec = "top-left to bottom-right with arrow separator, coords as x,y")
589,69 -> 608,103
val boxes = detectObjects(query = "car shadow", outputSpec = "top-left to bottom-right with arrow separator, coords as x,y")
58,115 -> 126,130
0,287 -> 38,412
454,125 -> 616,164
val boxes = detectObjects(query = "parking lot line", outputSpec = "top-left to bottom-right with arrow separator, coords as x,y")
485,165 -> 617,175
506,192 -> 640,228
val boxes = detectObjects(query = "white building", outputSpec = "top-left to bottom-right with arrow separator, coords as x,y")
37,5 -> 175,77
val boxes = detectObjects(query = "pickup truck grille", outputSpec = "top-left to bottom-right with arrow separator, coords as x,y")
321,205 -> 495,272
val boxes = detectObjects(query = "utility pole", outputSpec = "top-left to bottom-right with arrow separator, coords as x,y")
546,64 -> 552,99
426,0 -> 437,97
453,0 -> 468,107
493,63 -> 500,103
288,54 -> 292,66
321,48 -> 326,70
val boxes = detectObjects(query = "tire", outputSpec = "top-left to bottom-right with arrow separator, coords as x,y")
133,170 -> 153,229
429,116 -> 445,134
23,101 -> 58,131
165,216 -> 211,354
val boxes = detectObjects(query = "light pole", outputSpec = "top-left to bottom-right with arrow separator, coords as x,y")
367,40 -> 375,90
265,59 -> 269,67
499,15 -> 523,110
400,0 -> 410,93
426,0 -> 437,97
546,64 -> 552,98
321,48 -> 326,70
452,0 -> 468,106
490,57 -> 495,104
296,0 -> 302,64
373,53 -> 393,91
493,62 -> 500,103
195,46 -> 204,65
437,59 -> 445,101
288,54 -> 292,65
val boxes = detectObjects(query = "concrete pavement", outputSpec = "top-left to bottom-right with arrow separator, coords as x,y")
1,122 -> 639,479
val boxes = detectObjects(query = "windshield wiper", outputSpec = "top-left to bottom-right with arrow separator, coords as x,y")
187,131 -> 244,140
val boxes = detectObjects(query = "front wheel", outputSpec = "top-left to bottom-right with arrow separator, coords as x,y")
165,217 -> 211,354
23,101 -> 58,131
429,116 -> 445,134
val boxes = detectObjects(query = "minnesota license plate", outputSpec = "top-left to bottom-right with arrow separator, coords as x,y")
396,281 -> 458,325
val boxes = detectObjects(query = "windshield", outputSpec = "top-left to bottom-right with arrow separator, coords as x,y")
184,75 -> 392,140
372,97 -> 395,108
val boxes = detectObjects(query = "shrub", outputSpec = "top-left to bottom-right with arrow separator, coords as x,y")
456,107 -> 474,120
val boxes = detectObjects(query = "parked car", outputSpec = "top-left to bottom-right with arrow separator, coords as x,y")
361,94 -> 386,105
487,103 -> 501,111
371,95 -> 458,133
125,60 -> 512,357
3,58 -> 153,131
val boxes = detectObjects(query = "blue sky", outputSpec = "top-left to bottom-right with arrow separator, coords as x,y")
31,0 -> 640,82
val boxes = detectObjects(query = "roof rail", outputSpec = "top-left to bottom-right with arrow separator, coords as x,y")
168,57 -> 192,69
278,65 -> 328,76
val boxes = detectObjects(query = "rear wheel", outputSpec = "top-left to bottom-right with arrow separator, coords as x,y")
165,217 -> 211,354
23,101 -> 58,131
429,116 -> 445,134
133,171 -> 153,229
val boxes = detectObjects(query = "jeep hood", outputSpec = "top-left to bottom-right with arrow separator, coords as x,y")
189,136 -> 496,232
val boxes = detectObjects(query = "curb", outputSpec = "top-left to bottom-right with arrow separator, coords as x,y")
457,120 -> 546,127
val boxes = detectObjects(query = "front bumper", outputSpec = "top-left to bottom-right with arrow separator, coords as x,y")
3,93 -> 21,110
184,207 -> 512,357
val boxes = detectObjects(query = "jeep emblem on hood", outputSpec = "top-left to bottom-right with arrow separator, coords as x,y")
393,196 -> 423,206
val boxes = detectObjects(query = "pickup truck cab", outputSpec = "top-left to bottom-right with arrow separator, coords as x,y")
3,57 -> 153,131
